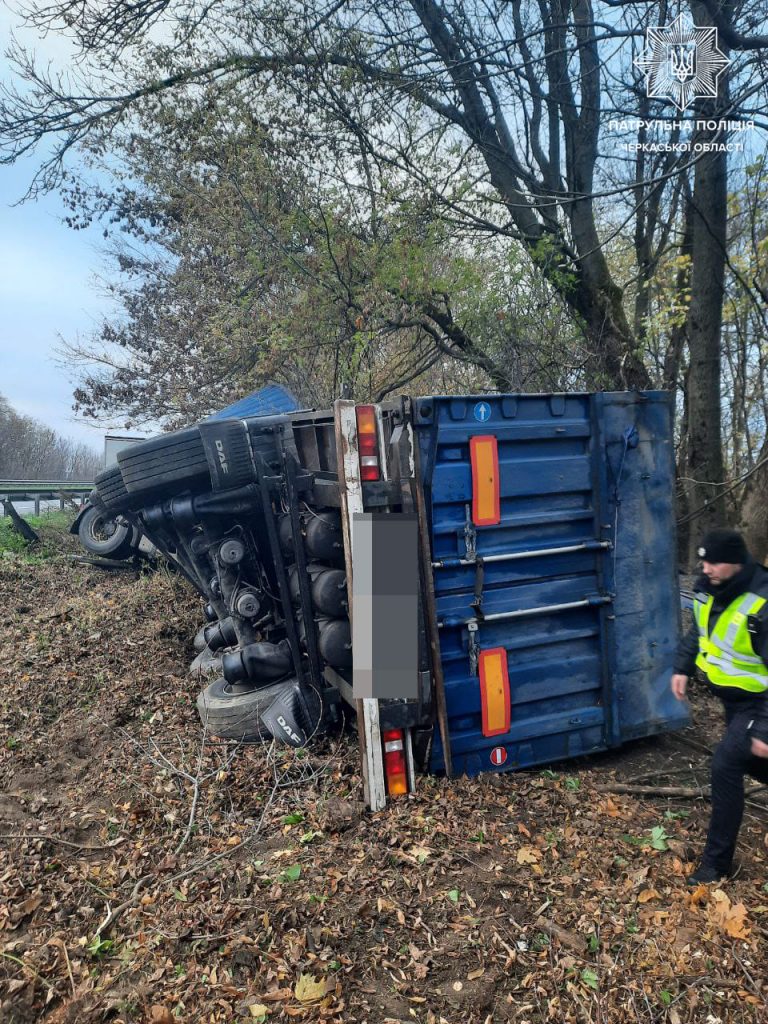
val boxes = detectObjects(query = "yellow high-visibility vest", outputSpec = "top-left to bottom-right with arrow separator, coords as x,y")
693,592 -> 768,693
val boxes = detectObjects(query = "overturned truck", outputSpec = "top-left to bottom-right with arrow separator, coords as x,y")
91,390 -> 689,809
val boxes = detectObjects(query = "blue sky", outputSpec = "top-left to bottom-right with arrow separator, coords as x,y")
0,156 -> 114,450
0,10 -> 123,453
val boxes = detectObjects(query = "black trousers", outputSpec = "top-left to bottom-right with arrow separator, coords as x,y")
702,701 -> 768,873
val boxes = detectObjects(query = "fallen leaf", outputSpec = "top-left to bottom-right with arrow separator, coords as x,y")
467,967 -> 485,980
708,889 -> 750,939
517,846 -> 541,865
261,988 -> 293,1002
672,927 -> 697,953
149,1006 -> 174,1024
409,845 -> 432,862
637,888 -> 661,904
629,866 -> 650,887
10,894 -> 43,923
685,883 -> 709,907
249,1004 -> 269,1018
598,798 -> 620,818
295,974 -> 327,1003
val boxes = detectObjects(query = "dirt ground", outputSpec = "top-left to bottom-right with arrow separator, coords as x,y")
1,555 -> 768,1024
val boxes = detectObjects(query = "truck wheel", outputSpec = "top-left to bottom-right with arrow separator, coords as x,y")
118,427 -> 211,498
94,466 -> 131,511
77,505 -> 135,559
197,677 -> 290,740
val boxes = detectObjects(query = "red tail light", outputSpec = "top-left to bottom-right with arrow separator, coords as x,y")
356,404 -> 380,481
382,728 -> 408,796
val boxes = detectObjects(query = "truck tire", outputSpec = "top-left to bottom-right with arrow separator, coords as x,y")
94,466 -> 131,511
196,677 -> 289,740
88,488 -> 105,509
118,427 -> 211,498
77,505 -> 135,559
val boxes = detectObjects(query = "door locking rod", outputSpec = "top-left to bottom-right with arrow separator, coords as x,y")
433,540 -> 610,570
439,594 -> 612,630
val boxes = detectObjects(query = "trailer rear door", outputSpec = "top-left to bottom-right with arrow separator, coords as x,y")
412,391 -> 687,777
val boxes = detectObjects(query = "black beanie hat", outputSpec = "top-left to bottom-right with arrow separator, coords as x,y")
697,528 -> 749,565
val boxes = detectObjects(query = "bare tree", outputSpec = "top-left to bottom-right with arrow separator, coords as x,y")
0,394 -> 101,479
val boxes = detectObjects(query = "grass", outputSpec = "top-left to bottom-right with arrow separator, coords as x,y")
0,508 -> 77,560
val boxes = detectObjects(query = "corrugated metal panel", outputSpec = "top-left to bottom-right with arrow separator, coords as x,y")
413,391 -> 688,777
206,384 -> 300,420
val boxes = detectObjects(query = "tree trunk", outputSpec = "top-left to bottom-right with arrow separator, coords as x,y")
680,10 -> 729,563
663,192 -> 694,393
739,435 -> 768,564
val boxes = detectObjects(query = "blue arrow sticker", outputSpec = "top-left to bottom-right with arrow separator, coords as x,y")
474,401 -> 491,423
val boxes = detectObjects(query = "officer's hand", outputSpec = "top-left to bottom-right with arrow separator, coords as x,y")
751,737 -> 768,758
671,674 -> 688,701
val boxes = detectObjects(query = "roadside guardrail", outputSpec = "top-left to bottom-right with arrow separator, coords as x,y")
0,480 -> 93,515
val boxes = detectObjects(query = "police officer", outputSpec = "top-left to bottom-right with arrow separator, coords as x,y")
671,529 -> 768,884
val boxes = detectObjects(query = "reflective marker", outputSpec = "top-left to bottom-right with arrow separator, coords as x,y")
479,647 -> 511,737
470,435 -> 500,526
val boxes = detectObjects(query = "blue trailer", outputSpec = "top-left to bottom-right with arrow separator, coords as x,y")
288,390 -> 688,807
411,391 -> 688,780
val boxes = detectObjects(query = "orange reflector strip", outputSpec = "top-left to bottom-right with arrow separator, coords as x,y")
470,435 -> 500,526
479,647 -> 511,737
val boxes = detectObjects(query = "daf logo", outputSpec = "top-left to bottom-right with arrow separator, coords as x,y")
277,715 -> 302,745
215,439 -> 229,473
